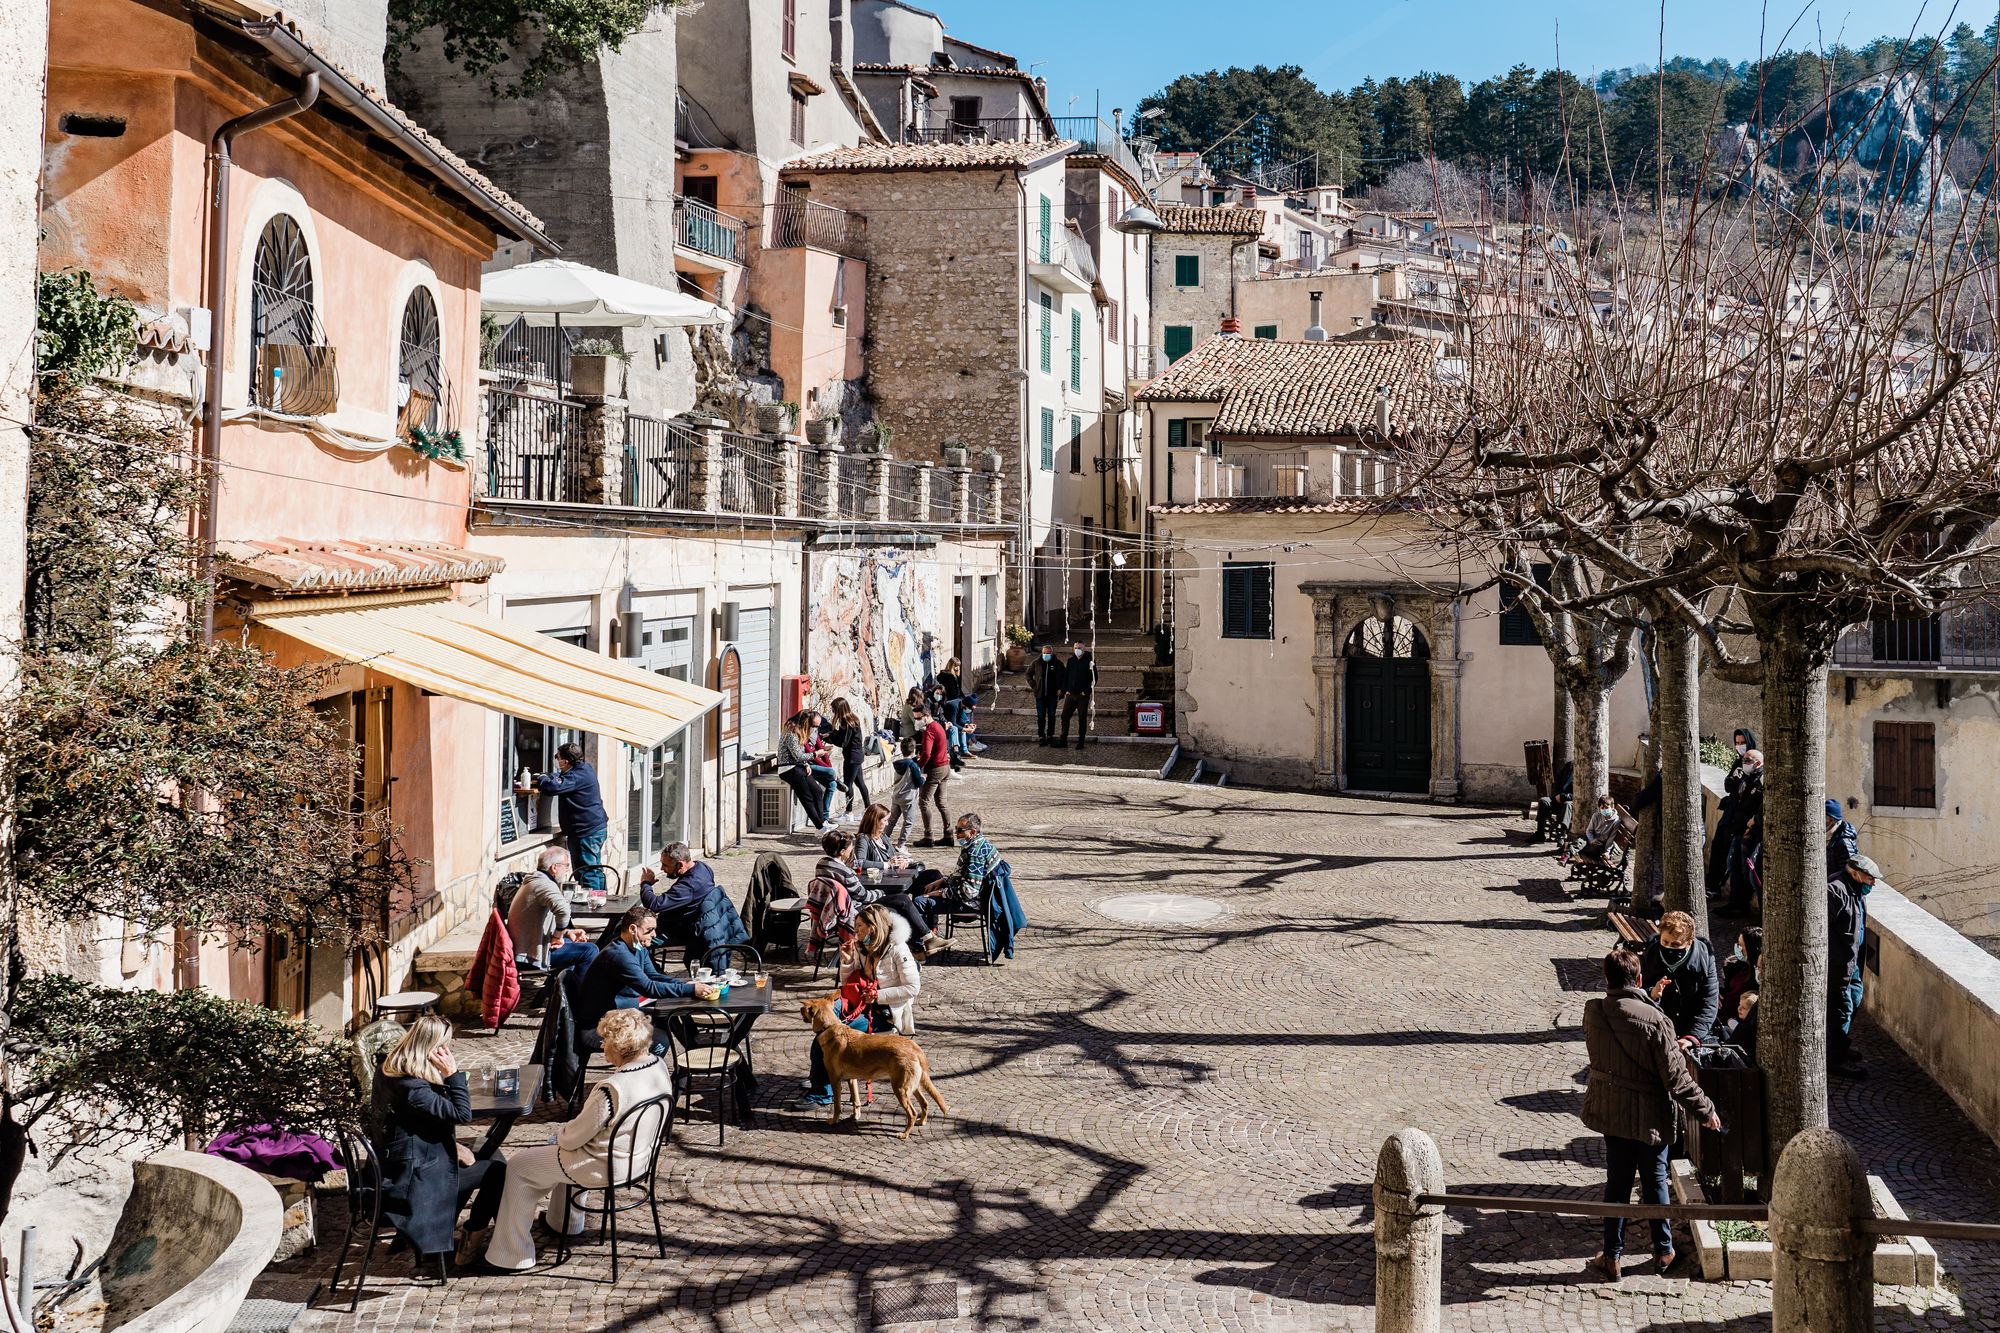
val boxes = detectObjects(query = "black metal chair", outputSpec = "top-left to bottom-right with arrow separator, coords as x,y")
553,1092 -> 676,1283
328,1127 -> 445,1311
663,1007 -> 757,1146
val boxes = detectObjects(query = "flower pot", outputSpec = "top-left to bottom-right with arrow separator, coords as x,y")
805,419 -> 837,446
568,354 -> 617,398
756,403 -> 793,434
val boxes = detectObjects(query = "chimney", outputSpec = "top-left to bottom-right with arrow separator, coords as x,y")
1376,384 -> 1391,438
1304,290 -> 1327,342
1219,316 -> 1242,336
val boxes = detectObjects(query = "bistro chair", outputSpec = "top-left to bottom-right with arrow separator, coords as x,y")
328,1127 -> 445,1311
662,1007 -> 757,1147
553,1092 -> 676,1284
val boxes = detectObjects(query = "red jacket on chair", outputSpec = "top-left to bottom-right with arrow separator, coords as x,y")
468,908 -> 521,1029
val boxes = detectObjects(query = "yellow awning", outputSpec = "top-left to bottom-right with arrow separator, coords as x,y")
254,597 -> 722,749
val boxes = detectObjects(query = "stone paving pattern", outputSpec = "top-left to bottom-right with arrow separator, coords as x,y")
280,755 -> 2000,1330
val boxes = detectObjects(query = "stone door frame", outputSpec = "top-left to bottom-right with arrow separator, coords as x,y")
1301,580 -> 1462,800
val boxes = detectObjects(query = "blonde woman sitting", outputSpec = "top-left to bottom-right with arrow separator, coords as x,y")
482,1007 -> 673,1272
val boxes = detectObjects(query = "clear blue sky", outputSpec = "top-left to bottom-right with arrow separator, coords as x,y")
917,1 -> 1967,116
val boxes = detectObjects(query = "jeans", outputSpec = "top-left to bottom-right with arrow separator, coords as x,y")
1602,1134 -> 1672,1258
806,1011 -> 871,1096
1035,693 -> 1059,739
781,766 -> 828,828
567,828 -> 607,893
546,939 -> 598,976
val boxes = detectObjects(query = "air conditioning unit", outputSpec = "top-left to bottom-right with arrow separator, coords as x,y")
255,342 -> 340,416
749,776 -> 798,833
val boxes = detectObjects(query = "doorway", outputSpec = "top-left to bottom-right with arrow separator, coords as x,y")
1343,615 -> 1431,793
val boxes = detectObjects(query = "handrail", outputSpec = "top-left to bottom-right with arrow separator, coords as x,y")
1415,1191 -> 2000,1241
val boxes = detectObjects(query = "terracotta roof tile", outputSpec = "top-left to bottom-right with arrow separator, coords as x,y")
1151,496 -> 1408,516
1155,205 -> 1266,237
1137,336 -> 1444,438
785,139 -> 1076,173
218,539 -> 506,593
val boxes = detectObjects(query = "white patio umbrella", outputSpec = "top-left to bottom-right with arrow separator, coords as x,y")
480,258 -> 728,328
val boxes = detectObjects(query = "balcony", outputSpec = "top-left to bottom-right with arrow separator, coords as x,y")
1835,606 -> 2000,672
766,188 -> 867,258
675,197 -> 744,265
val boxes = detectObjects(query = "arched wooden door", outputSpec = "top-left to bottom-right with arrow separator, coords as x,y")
1344,615 -> 1431,793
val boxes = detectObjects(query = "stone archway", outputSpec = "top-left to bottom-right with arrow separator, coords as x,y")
1301,582 -> 1463,799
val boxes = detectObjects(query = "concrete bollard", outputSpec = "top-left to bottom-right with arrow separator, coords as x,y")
1770,1127 -> 1874,1333
1374,1128 -> 1445,1333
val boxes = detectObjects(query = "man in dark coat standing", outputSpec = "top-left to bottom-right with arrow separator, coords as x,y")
640,841 -> 751,974
1026,643 -> 1064,747
1582,949 -> 1720,1282
524,742 -> 608,893
1058,640 -> 1095,749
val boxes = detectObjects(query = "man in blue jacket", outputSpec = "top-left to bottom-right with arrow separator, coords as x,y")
640,842 -> 751,974
575,907 -> 718,1041
525,742 -> 608,892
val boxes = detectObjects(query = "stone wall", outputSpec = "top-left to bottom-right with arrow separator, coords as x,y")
797,167 -> 1026,514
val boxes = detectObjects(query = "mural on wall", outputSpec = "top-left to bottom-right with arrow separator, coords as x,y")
808,549 -> 941,727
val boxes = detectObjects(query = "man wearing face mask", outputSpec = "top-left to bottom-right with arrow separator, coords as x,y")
1719,748 -> 1765,915
1026,642 -> 1064,747
1704,728 -> 1757,893
1638,910 -> 1720,1048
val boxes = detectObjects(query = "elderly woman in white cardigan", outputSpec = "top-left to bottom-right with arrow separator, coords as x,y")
483,1007 -> 673,1272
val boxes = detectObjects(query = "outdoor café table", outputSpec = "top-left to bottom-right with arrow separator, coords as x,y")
467,1062 -> 544,1158
648,983 -> 774,1116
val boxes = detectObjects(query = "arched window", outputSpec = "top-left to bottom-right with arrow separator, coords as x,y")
251,215 -> 314,348
397,287 -> 442,434
249,215 -> 336,413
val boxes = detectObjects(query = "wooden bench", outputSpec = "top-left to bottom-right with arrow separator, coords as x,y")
1607,910 -> 1659,947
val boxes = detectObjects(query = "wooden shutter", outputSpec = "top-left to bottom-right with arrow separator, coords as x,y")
1167,418 -> 1187,449
1071,310 -> 1083,388
1175,254 -> 1200,286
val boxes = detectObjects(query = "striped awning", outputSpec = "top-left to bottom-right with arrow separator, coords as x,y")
254,595 -> 721,749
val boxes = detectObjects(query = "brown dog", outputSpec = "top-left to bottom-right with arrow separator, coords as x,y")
799,995 -> 950,1137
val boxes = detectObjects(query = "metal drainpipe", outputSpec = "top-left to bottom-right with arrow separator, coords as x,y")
197,72 -> 320,641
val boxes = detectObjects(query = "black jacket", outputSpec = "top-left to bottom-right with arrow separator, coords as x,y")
1026,654 -> 1064,699
1061,652 -> 1095,695
371,1071 -> 472,1255
1828,876 -> 1864,994
1639,935 -> 1721,1042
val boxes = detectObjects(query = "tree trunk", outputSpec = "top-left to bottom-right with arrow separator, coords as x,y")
1551,677 -> 1574,767
1757,624 -> 1831,1160
1654,612 -> 1708,938
1569,683 -> 1611,837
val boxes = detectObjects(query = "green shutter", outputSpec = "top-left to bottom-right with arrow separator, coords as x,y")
1167,418 -> 1187,449
1163,325 -> 1193,363
1039,195 -> 1052,263
1070,309 -> 1083,389
1175,254 -> 1200,286
1039,407 -> 1055,470
1254,324 -> 1278,340
1039,292 -> 1052,373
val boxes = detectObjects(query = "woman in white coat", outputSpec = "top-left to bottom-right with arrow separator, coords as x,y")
483,1006 -> 673,1272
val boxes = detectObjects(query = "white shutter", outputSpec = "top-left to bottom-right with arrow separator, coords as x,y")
735,607 -> 774,755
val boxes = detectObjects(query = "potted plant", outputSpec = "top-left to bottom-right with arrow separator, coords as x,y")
1003,622 -> 1034,673
805,399 -> 841,445
757,399 -> 799,435
941,437 -> 969,469
567,338 -> 627,397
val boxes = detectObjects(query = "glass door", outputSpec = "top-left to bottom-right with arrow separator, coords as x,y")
627,616 -> 696,868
